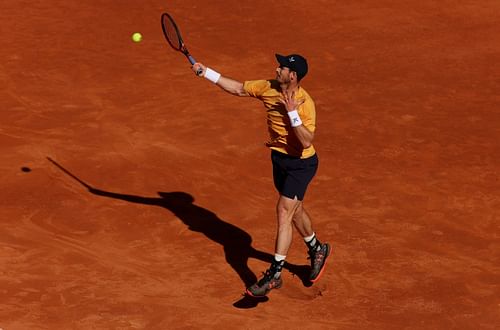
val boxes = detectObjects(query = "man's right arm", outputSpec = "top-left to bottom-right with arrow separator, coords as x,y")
192,63 -> 248,97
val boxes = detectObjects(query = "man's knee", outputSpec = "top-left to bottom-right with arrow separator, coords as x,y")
293,202 -> 303,215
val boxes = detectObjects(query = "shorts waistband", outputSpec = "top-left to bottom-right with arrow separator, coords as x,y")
271,150 -> 317,160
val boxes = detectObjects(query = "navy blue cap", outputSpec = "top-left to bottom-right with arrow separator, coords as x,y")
275,53 -> 308,80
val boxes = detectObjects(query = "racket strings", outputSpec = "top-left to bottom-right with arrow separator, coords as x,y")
162,16 -> 182,50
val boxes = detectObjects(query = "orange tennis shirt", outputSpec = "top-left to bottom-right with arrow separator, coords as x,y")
243,79 -> 316,159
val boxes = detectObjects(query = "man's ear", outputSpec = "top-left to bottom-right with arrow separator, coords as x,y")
290,71 -> 298,82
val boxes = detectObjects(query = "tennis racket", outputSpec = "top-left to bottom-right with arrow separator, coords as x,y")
161,12 -> 202,75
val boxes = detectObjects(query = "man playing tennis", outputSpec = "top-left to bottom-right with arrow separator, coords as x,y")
192,54 -> 330,297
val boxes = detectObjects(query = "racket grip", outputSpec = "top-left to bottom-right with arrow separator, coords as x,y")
188,55 -> 203,76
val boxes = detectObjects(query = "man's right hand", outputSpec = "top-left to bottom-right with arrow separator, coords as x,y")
192,63 -> 206,76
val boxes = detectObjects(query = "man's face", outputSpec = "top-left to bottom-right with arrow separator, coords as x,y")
276,65 -> 293,83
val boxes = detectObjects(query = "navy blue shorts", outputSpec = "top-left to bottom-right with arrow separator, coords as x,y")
271,150 -> 318,201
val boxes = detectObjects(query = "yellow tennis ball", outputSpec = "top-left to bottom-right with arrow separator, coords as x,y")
132,32 -> 142,43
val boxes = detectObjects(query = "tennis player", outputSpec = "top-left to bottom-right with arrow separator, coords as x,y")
192,54 -> 330,297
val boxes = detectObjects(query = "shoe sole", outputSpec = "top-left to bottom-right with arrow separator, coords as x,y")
310,243 -> 331,283
245,281 -> 282,298
245,289 -> 265,298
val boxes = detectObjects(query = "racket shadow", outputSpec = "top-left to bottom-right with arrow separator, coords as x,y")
46,157 -> 310,290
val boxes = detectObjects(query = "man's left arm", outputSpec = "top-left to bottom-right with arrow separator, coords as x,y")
280,91 -> 315,149
291,120 -> 315,149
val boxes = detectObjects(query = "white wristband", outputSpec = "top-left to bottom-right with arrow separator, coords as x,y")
287,110 -> 303,127
204,67 -> 221,84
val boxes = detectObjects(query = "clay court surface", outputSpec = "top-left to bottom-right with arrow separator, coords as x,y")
1,0 -> 499,329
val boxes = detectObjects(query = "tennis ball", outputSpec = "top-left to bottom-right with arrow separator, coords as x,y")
132,32 -> 142,43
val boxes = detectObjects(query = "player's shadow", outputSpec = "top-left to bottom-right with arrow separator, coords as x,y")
46,157 -> 311,308
90,188 -> 274,286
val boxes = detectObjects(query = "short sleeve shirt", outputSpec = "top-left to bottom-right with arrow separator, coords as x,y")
243,79 -> 316,158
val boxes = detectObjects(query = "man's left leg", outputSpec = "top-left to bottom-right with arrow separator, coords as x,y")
292,203 -> 331,283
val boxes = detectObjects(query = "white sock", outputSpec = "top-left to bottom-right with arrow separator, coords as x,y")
274,253 -> 286,262
304,233 -> 318,249
272,254 -> 286,278
304,233 -> 315,242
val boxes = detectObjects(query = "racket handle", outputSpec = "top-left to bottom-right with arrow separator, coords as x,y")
187,55 -> 203,76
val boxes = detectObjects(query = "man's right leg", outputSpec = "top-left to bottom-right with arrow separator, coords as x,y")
246,195 -> 299,297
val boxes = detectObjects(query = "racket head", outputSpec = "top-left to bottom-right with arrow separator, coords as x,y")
161,13 -> 183,51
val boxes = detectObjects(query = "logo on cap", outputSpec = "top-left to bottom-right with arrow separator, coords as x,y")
289,56 -> 295,62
